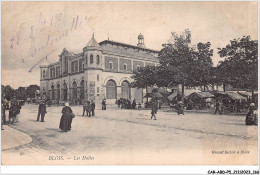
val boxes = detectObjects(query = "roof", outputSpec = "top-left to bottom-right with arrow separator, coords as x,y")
86,34 -> 101,48
100,41 -> 159,62
99,40 -> 159,53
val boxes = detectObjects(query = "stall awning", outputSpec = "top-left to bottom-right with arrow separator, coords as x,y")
226,92 -> 247,101
187,91 -> 215,99
167,89 -> 201,101
214,91 -> 247,101
143,92 -> 164,99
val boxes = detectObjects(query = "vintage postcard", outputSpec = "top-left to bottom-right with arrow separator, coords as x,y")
1,1 -> 258,167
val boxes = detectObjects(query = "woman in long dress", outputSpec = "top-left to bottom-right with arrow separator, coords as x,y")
59,102 -> 73,132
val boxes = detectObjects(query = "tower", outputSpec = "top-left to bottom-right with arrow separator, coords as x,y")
83,33 -> 103,102
137,33 -> 145,48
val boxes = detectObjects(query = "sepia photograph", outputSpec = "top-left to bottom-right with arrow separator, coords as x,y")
1,1 -> 258,169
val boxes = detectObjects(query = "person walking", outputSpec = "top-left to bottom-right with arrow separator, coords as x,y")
102,98 -> 106,110
59,102 -> 74,132
236,100 -> 241,114
151,100 -> 158,120
214,101 -> 222,115
8,102 -> 16,124
118,98 -> 121,108
82,101 -> 88,116
132,99 -> 136,109
37,101 -> 47,122
1,102 -> 6,125
87,101 -> 91,117
91,100 -> 95,117
177,101 -> 184,115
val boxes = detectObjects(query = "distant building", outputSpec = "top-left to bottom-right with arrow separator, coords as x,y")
40,33 -> 159,104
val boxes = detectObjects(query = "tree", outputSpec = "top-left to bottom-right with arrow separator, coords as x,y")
15,87 -> 26,100
158,29 -> 213,97
26,85 -> 40,98
131,66 -> 159,102
217,36 -> 258,97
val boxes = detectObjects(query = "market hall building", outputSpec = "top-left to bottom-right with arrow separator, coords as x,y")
39,34 -> 160,105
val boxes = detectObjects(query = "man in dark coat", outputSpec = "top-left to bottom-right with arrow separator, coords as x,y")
151,100 -> 158,120
1,102 -> 6,125
9,102 -> 16,124
82,101 -> 88,116
132,99 -> 136,109
37,101 -> 47,122
102,99 -> 106,110
214,101 -> 222,115
91,100 -> 95,117
236,100 -> 241,114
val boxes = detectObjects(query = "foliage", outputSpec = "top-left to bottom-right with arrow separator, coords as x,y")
217,36 -> 258,93
158,29 -> 213,96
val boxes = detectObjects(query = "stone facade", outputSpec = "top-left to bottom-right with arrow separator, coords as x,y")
40,34 -> 159,105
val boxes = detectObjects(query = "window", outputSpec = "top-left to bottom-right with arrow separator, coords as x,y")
85,55 -> 88,64
43,70 -> 45,77
71,61 -> 78,73
123,62 -> 127,71
109,60 -> 113,70
75,60 -> 78,72
71,62 -> 75,73
96,55 -> 100,65
97,74 -> 99,81
136,65 -> 140,70
50,67 -> 55,78
79,59 -> 83,71
97,87 -> 100,94
56,67 -> 60,77
90,54 -> 93,64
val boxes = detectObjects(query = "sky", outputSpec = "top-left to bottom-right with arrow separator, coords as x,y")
1,1 -> 258,89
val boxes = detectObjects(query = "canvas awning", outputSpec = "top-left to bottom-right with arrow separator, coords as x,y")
214,91 -> 247,101
187,92 -> 215,99
167,89 -> 201,101
143,92 -> 164,99
225,92 -> 247,101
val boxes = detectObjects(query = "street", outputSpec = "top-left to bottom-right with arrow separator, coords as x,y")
1,104 -> 258,165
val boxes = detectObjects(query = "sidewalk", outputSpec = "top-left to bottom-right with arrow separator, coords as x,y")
1,125 -> 32,150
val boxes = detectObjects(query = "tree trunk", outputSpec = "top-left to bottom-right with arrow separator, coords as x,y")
251,89 -> 255,103
223,84 -> 226,92
146,86 -> 148,103
181,84 -> 185,99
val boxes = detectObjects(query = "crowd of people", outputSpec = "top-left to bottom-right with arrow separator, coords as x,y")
116,98 -> 140,109
1,97 -> 24,130
2,94 -> 257,132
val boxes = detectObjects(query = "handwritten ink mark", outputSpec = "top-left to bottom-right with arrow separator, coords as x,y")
29,48 -> 57,72
22,59 -> 25,63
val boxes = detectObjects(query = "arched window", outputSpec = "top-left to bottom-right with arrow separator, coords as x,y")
123,62 -> 127,71
43,70 -> 45,77
51,85 -> 55,100
109,60 -> 113,70
85,55 -> 88,64
136,65 -> 140,70
80,80 -> 84,101
57,84 -> 60,100
63,83 -> 67,101
72,81 -> 77,100
96,55 -> 100,65
106,80 -> 117,99
121,80 -> 131,99
90,54 -> 93,64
